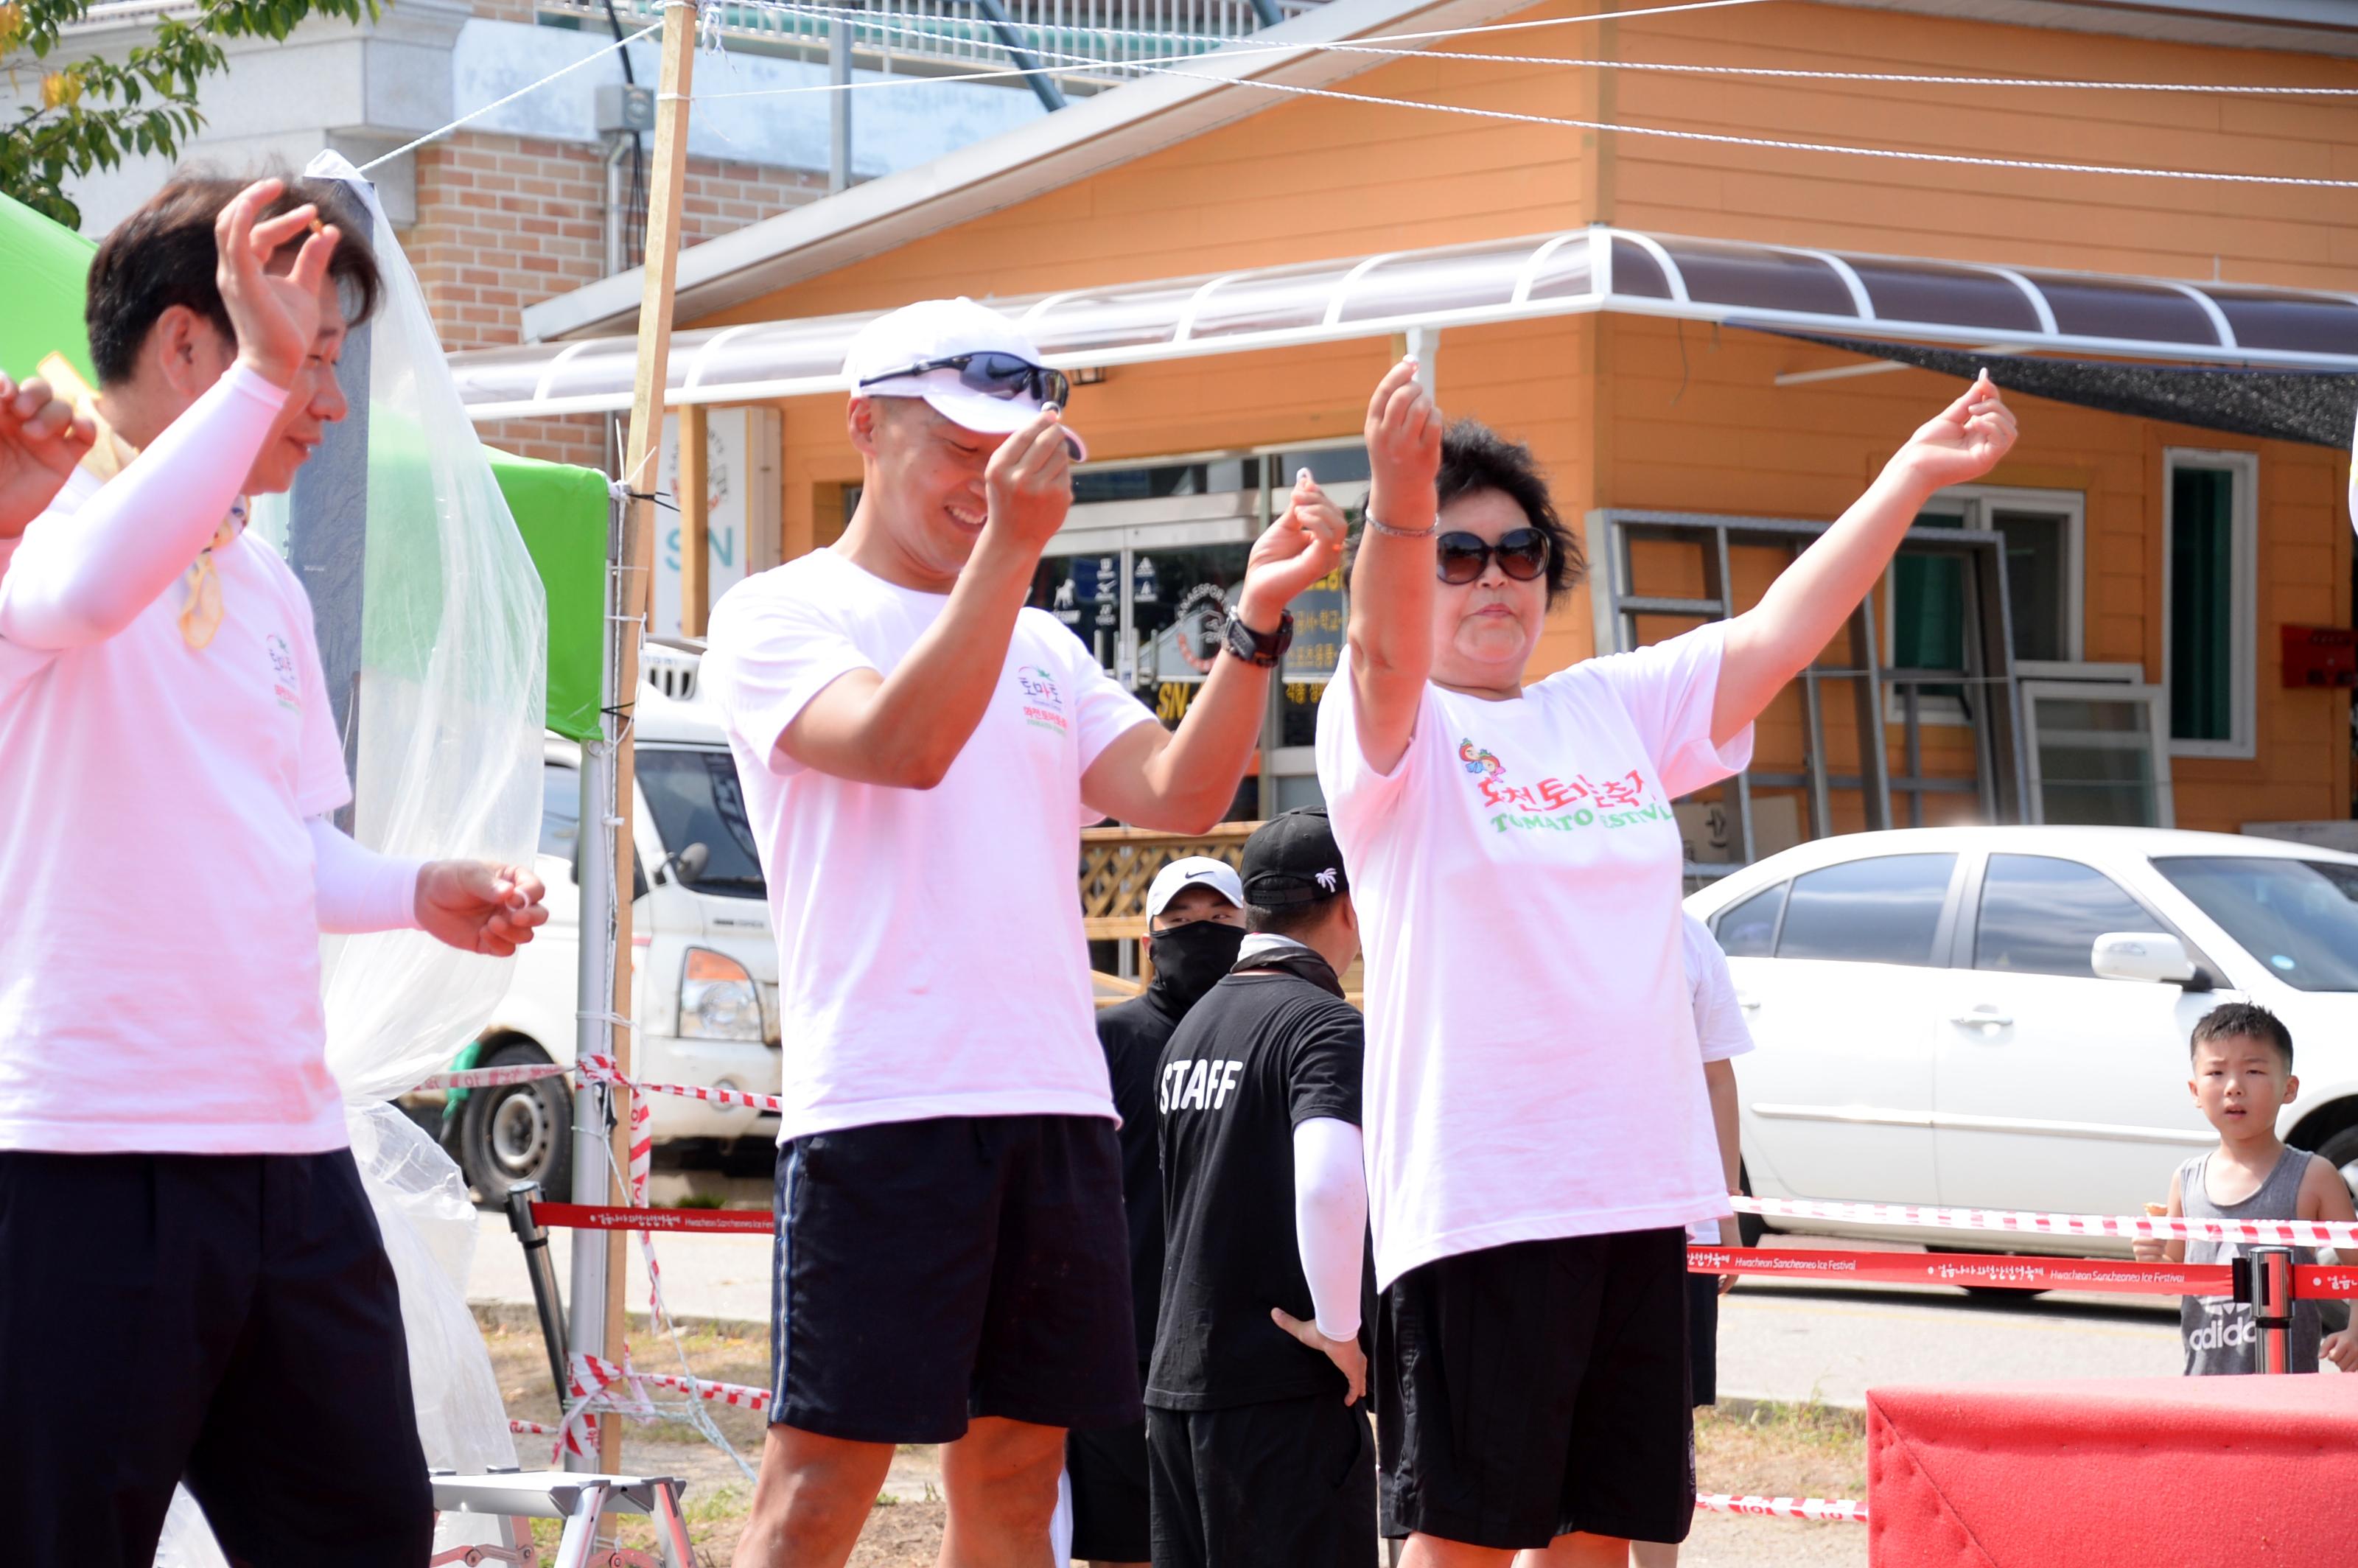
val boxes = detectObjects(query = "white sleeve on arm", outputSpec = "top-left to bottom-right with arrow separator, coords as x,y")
1294,1116 -> 1368,1342
0,365 -> 290,650
307,818 -> 427,934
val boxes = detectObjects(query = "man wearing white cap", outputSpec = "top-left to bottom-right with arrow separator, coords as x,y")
702,298 -> 1346,1568
1060,855 -> 1247,1568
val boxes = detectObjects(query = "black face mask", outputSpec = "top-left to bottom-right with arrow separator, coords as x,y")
1147,920 -> 1245,1012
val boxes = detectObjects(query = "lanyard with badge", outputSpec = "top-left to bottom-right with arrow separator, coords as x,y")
37,351 -> 244,650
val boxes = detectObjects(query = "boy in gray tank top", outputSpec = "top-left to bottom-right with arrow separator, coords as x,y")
2133,1003 -> 2357,1375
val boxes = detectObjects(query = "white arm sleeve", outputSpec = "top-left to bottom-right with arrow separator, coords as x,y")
0,365 -> 288,650
1293,1116 -> 1368,1343
307,818 -> 427,934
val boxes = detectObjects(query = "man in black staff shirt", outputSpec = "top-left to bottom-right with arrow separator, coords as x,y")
1147,808 -> 1376,1568
1068,854 -> 1247,1568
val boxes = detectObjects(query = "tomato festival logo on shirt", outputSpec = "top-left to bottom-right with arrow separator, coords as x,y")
1456,736 -> 1669,835
265,634 -> 300,712
1015,664 -> 1069,735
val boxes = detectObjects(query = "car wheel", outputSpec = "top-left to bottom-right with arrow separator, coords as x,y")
456,1042 -> 573,1206
2315,1125 -> 2358,1208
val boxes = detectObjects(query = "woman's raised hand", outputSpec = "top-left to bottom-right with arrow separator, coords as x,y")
1890,369 -> 2017,494
1364,357 -> 1442,534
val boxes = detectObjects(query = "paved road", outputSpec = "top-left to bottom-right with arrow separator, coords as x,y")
470,1218 -> 2212,1406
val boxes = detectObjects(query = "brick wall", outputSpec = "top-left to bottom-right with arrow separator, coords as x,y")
401,127 -> 826,469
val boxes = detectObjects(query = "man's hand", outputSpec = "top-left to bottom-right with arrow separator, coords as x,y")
979,405 -> 1076,559
1271,1306 -> 1366,1405
1237,469 -> 1348,631
1888,369 -> 2017,494
1363,357 -> 1442,534
217,178 -> 341,391
1717,1216 -> 1743,1295
415,861 -> 550,956
2324,1329 -> 2358,1374
0,373 -> 93,538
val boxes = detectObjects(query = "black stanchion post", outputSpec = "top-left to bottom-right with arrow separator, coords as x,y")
2251,1245 -> 2295,1376
505,1180 -> 573,1410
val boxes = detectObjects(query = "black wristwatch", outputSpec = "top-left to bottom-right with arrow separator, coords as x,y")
1221,607 -> 1294,668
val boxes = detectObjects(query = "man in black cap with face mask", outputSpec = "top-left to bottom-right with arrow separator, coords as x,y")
1064,854 -> 1248,1568
1146,808 -> 1376,1568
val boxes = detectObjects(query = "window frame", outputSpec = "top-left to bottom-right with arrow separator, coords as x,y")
2018,678 -> 2176,830
1966,850 -> 2176,978
1882,482 -> 2087,725
2159,447 -> 2259,761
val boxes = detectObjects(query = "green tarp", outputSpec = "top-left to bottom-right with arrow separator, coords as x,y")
0,189 -> 604,741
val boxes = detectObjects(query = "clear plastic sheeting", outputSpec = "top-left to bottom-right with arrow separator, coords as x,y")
452,224 -> 2358,421
157,151 -> 545,1567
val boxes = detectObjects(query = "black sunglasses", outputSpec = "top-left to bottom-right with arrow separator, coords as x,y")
1435,528 -> 1550,585
860,351 -> 1071,409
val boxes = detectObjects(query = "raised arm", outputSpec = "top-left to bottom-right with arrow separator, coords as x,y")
1342,359 -> 1444,777
780,410 -> 1074,788
1712,372 -> 2016,747
1082,470 -> 1345,831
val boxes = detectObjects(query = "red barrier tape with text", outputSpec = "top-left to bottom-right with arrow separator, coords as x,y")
1733,1194 -> 2358,1250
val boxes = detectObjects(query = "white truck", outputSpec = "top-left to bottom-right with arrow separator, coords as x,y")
435,646 -> 782,1200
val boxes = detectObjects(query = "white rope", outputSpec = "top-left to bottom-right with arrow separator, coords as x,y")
358,21 -> 663,172
687,7 -> 2358,189
746,0 -> 2358,97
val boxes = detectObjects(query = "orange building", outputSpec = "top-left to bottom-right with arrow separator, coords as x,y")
458,0 -> 2358,867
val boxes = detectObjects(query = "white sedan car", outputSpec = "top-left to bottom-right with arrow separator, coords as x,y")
1684,827 -> 2358,1258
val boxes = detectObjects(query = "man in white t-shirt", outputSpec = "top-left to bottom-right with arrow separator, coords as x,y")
1318,360 -> 2012,1565
1630,912 -> 1754,1568
0,175 -> 548,1567
701,297 -> 1346,1568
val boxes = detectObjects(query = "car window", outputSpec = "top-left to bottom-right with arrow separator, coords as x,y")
1776,853 -> 1957,966
540,761 -> 581,861
1714,883 -> 1786,958
637,748 -> 766,900
1974,854 -> 2154,977
2155,856 -> 2358,993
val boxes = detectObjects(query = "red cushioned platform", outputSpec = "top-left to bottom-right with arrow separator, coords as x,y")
1867,1376 -> 2358,1567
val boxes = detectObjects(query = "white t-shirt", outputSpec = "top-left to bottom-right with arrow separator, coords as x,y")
0,476 -> 351,1153
1682,910 -> 1754,1245
702,548 -> 1160,1142
1315,623 -> 1754,1289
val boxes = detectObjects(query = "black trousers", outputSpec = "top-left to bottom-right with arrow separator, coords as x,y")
1147,1393 -> 1378,1568
0,1149 -> 433,1567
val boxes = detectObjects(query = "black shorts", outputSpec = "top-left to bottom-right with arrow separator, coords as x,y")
0,1149 -> 433,1567
1068,1415 -> 1150,1561
1686,1266 -> 1720,1408
1376,1228 -> 1694,1550
770,1113 -> 1141,1443
1147,1394 -> 1378,1568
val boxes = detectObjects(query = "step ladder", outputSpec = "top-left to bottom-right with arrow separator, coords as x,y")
430,1469 -> 696,1568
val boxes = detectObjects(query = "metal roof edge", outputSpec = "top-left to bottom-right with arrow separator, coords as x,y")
518,0 -> 1547,343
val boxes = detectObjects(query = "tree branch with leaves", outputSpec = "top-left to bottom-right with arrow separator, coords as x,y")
1,0 -> 376,229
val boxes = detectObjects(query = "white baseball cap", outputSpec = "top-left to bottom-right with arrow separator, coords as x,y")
843,296 -> 1085,459
1144,855 -> 1245,922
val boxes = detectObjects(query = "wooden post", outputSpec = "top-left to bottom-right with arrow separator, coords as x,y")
601,0 -> 697,1477
679,402 -> 710,640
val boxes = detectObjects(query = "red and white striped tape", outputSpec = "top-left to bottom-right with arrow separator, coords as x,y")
1696,1493 -> 1867,1524
1735,1194 -> 2358,1250
508,1418 -> 551,1436
416,1061 -> 573,1091
579,1054 -> 783,1116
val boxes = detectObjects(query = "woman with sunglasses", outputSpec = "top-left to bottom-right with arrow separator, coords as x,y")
1314,359 -> 2016,1568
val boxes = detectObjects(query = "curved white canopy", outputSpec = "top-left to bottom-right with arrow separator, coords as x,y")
451,225 -> 2358,421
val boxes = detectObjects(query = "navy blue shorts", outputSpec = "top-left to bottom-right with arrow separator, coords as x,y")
0,1149 -> 433,1567
769,1113 -> 1141,1444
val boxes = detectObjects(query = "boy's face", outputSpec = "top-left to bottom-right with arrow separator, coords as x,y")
2189,1032 -> 2297,1138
